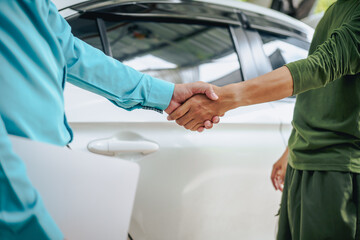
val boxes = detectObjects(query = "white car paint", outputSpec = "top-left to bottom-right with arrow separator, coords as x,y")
11,135 -> 139,240
54,0 -> 88,10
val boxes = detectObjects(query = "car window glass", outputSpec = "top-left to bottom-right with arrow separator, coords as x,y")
259,31 -> 309,70
245,11 -> 307,39
68,17 -> 102,51
103,21 -> 242,86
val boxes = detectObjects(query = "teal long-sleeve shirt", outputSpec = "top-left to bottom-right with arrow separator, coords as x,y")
0,0 -> 174,239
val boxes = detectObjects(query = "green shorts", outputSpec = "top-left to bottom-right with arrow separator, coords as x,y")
277,165 -> 360,240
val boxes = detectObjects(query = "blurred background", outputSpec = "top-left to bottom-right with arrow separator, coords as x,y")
239,0 -> 335,27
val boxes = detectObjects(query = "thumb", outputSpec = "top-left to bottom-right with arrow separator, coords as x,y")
191,82 -> 218,100
205,86 -> 219,101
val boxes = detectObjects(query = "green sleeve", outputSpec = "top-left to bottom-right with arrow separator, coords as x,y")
286,11 -> 360,95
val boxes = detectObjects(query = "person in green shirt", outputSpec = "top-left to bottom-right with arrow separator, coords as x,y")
167,0 -> 360,238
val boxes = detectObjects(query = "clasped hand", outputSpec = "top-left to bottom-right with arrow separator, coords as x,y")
166,83 -> 232,131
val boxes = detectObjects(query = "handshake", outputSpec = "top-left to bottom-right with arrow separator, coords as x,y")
164,67 -> 294,131
164,82 -> 235,132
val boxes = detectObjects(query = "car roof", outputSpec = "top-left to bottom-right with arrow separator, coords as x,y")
197,0 -> 313,34
56,0 -> 313,41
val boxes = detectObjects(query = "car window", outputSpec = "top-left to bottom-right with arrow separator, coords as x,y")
69,17 -> 242,86
244,11 -> 307,39
103,21 -> 242,86
68,17 -> 102,51
259,31 -> 309,70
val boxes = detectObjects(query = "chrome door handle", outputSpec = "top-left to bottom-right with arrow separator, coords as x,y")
88,138 -> 159,156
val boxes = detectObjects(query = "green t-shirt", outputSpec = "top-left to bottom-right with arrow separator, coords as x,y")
286,0 -> 360,172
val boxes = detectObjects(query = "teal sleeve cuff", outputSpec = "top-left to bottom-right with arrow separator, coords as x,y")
144,75 -> 175,110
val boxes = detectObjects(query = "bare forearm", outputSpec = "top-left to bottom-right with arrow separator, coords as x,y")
221,66 -> 294,110
168,67 -> 294,130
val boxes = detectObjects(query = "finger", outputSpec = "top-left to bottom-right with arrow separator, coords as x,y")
280,171 -> 286,185
279,182 -> 284,192
271,174 -> 277,190
204,85 -> 218,100
168,101 -> 190,121
176,117 -> 193,127
164,100 -> 180,115
271,165 -> 278,182
276,176 -> 282,191
197,126 -> 205,132
175,110 -> 193,126
212,116 -> 220,124
193,123 -> 204,131
271,166 -> 279,190
276,175 -> 284,192
191,82 -> 218,100
184,120 -> 198,130
204,120 -> 213,129
274,178 -> 278,190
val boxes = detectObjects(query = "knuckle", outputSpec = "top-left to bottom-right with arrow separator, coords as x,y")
176,119 -> 184,126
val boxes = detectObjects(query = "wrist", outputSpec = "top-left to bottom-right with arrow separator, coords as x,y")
215,84 -> 240,112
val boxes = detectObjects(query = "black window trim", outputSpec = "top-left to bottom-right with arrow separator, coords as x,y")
229,26 -> 245,83
81,11 -> 242,27
248,25 -> 308,42
66,0 -> 241,25
96,18 -> 113,57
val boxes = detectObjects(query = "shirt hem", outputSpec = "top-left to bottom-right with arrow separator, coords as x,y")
289,161 -> 360,173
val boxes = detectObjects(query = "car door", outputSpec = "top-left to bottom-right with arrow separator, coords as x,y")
63,2 -> 287,239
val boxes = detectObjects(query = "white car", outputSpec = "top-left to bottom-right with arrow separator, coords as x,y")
57,0 -> 313,239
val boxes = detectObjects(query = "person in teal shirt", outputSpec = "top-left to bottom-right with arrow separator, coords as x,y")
0,0 -> 218,239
